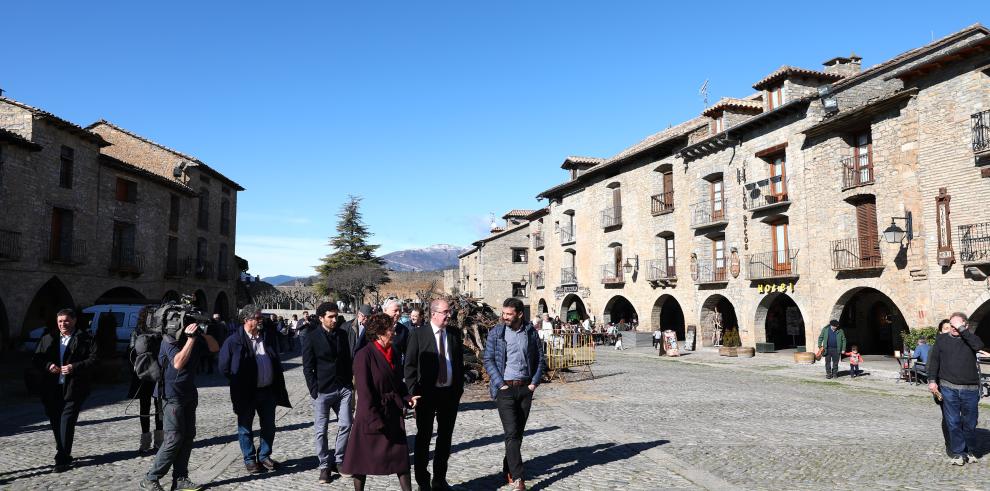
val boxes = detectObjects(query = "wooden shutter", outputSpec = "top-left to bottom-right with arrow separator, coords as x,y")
662,172 -> 673,205
613,187 -> 622,223
855,200 -> 879,266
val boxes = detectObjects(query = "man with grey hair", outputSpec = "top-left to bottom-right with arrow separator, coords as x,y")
383,298 -> 410,366
929,311 -> 985,466
344,305 -> 372,356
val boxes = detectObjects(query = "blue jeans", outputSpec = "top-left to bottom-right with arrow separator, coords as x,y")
237,387 -> 277,464
941,384 -> 980,456
314,386 -> 353,469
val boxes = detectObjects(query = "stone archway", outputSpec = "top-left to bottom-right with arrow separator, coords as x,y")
214,291 -> 231,321
162,290 -> 181,303
603,295 -> 638,328
560,294 -> 587,324
537,299 -> 548,316
650,294 -> 685,340
95,286 -> 149,304
830,287 -> 907,355
755,293 -> 806,350
23,276 -> 75,339
194,289 -> 209,312
700,294 -> 739,347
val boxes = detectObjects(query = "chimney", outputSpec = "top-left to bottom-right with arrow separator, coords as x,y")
822,52 -> 862,77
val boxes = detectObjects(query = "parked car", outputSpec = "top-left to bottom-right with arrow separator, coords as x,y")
21,303 -> 156,354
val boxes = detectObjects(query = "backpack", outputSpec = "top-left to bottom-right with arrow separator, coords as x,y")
131,333 -> 163,383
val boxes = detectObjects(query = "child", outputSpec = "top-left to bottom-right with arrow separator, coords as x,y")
844,345 -> 863,378
614,332 -> 624,351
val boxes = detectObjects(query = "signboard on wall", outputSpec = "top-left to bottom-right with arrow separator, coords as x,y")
685,324 -> 697,351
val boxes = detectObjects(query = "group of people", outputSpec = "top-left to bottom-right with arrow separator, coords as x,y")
32,296 -> 547,491
816,313 -> 987,466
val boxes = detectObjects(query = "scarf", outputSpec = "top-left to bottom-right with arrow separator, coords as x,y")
374,339 -> 394,369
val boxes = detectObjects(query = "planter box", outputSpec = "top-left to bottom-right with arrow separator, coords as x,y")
755,342 -> 775,353
737,347 -> 756,358
718,346 -> 738,357
794,352 -> 816,364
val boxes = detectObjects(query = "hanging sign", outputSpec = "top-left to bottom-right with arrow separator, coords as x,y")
935,188 -> 954,267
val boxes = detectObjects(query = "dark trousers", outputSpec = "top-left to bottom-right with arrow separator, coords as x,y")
42,393 -> 84,465
824,348 -> 839,375
236,387 -> 277,464
496,385 -> 534,480
414,387 -> 460,487
849,364 -> 862,377
140,394 -> 163,433
147,397 -> 197,483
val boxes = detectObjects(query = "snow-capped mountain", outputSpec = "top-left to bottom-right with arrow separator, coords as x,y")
381,244 -> 467,272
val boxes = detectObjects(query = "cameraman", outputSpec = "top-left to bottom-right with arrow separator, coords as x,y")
140,321 -> 219,491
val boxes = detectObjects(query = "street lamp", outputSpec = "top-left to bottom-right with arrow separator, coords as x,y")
623,255 -> 639,274
882,212 -> 913,244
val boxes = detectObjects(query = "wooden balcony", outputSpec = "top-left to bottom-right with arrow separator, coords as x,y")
651,191 -> 674,215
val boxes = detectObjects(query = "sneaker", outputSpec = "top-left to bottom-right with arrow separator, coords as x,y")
173,477 -> 203,491
967,453 -> 979,464
950,455 -> 965,466
511,478 -> 527,490
318,467 -> 331,483
138,479 -> 166,491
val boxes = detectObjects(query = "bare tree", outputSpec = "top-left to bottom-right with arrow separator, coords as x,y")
326,263 -> 390,307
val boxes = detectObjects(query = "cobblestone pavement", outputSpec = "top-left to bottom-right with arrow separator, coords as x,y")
2,345 -> 990,490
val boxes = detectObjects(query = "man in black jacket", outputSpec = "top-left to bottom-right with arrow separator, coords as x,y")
301,302 -> 353,483
345,304 -> 372,356
219,305 -> 291,474
383,298 -> 410,366
32,308 -> 99,473
405,299 -> 464,490
928,312 -> 986,466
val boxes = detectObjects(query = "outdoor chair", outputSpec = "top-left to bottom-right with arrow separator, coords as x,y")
912,361 -> 927,385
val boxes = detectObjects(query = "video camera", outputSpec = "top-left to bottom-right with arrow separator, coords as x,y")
146,294 -> 212,341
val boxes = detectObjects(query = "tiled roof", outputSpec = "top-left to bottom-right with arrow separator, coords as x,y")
752,65 -> 844,90
525,207 -> 549,220
502,209 -> 537,219
701,97 -> 763,117
560,155 -> 605,169
98,154 -> 197,196
0,96 -> 109,146
0,128 -> 42,151
87,120 -> 245,191
887,34 -> 990,81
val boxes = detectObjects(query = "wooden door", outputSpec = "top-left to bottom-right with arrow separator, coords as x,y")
769,155 -> 787,202
853,133 -> 873,185
710,179 -> 724,221
713,238 -> 725,280
855,199 -> 880,267
613,246 -> 623,280
665,236 -> 676,277
612,187 -> 622,222
662,172 -> 673,207
771,222 -> 790,275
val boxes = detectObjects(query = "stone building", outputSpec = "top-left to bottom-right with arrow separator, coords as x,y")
488,23 -> 990,354
0,96 -> 243,349
458,210 -> 535,316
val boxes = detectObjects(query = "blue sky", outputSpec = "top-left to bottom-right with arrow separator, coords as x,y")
3,2 -> 985,277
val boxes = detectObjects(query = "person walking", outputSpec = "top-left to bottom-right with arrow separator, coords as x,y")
301,302 -> 353,483
928,312 -> 985,465
219,305 -> 292,474
383,299 -> 410,367
129,306 -> 163,454
346,305 -> 372,356
844,345 -> 864,378
404,299 -> 464,490
33,308 -> 99,473
483,298 -> 547,491
342,313 -> 416,490
816,320 -> 846,379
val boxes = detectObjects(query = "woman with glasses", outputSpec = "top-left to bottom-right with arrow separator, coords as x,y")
342,313 -> 418,490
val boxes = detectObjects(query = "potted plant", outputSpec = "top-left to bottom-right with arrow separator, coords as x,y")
719,329 -> 741,357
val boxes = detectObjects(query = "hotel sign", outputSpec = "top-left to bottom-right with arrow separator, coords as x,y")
553,285 -> 590,300
756,282 -> 794,294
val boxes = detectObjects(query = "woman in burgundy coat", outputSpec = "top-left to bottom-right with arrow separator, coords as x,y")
342,313 -> 419,490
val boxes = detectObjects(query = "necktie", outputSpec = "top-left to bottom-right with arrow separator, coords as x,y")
438,329 -> 448,385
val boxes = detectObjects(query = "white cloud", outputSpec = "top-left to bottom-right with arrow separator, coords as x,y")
236,235 -> 327,278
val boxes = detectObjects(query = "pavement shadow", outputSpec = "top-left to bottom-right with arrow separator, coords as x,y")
450,426 -> 561,454
193,421 -> 311,449
455,439 -> 669,490
203,455 -> 318,488
458,400 -> 496,412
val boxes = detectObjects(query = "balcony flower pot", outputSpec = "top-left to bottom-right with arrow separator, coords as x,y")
794,352 -> 817,364
737,347 -> 756,358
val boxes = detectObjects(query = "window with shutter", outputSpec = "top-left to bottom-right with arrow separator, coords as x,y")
855,199 -> 880,267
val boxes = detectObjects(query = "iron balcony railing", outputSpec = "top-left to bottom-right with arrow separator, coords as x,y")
744,176 -> 790,211
959,222 -> 990,264
560,225 -> 575,245
840,154 -> 874,189
830,237 -> 883,271
560,267 -> 577,285
601,264 -> 624,285
651,191 -> 674,215
166,257 -> 192,278
695,259 -> 727,284
746,249 -> 799,280
532,270 -> 545,289
601,206 -> 622,228
974,110 -> 990,154
0,229 -> 22,261
218,265 -> 231,281
533,231 -> 545,249
46,238 -> 86,265
645,259 -> 676,281
195,260 -> 214,278
690,199 -> 727,228
110,252 -> 144,274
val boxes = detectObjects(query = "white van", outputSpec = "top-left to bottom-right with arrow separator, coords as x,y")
21,303 -> 156,354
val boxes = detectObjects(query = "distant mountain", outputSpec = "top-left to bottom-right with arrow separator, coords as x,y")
381,244 -> 467,272
262,275 -> 307,286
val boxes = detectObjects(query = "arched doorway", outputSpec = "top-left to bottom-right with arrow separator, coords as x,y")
603,295 -> 638,328
95,286 -> 149,304
830,287 -> 907,355
214,291 -> 231,321
0,295 -> 9,350
194,290 -> 208,312
700,294 -> 739,347
756,293 -> 805,349
650,295 -> 685,340
970,298 -> 990,348
559,294 -> 587,324
537,299 -> 548,316
162,290 -> 181,303
23,277 -> 75,339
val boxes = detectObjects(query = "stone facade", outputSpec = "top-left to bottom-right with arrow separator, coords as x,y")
0,97 -> 242,349
458,217 -> 532,315
468,24 -> 990,354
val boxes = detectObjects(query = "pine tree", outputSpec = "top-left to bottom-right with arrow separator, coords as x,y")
314,195 -> 387,298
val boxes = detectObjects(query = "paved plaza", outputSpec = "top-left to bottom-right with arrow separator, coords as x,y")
2,345 -> 990,490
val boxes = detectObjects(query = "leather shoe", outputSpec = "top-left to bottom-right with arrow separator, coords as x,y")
259,458 -> 279,471
245,461 -> 263,474
432,480 -> 452,490
318,467 -> 331,483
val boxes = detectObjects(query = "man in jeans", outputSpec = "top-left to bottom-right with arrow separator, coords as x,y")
816,320 -> 846,379
483,297 -> 546,491
301,302 -> 353,483
929,312 -> 985,465
141,321 -> 220,491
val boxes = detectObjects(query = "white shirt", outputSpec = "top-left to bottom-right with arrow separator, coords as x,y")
431,322 -> 453,388
58,331 -> 73,385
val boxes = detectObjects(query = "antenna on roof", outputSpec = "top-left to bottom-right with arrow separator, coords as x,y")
699,79 -> 710,108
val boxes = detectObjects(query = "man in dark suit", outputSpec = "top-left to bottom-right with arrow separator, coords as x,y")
383,298 -> 410,366
219,305 -> 292,474
345,304 -> 372,356
32,308 -> 99,473
404,299 -> 463,490
301,302 -> 353,484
